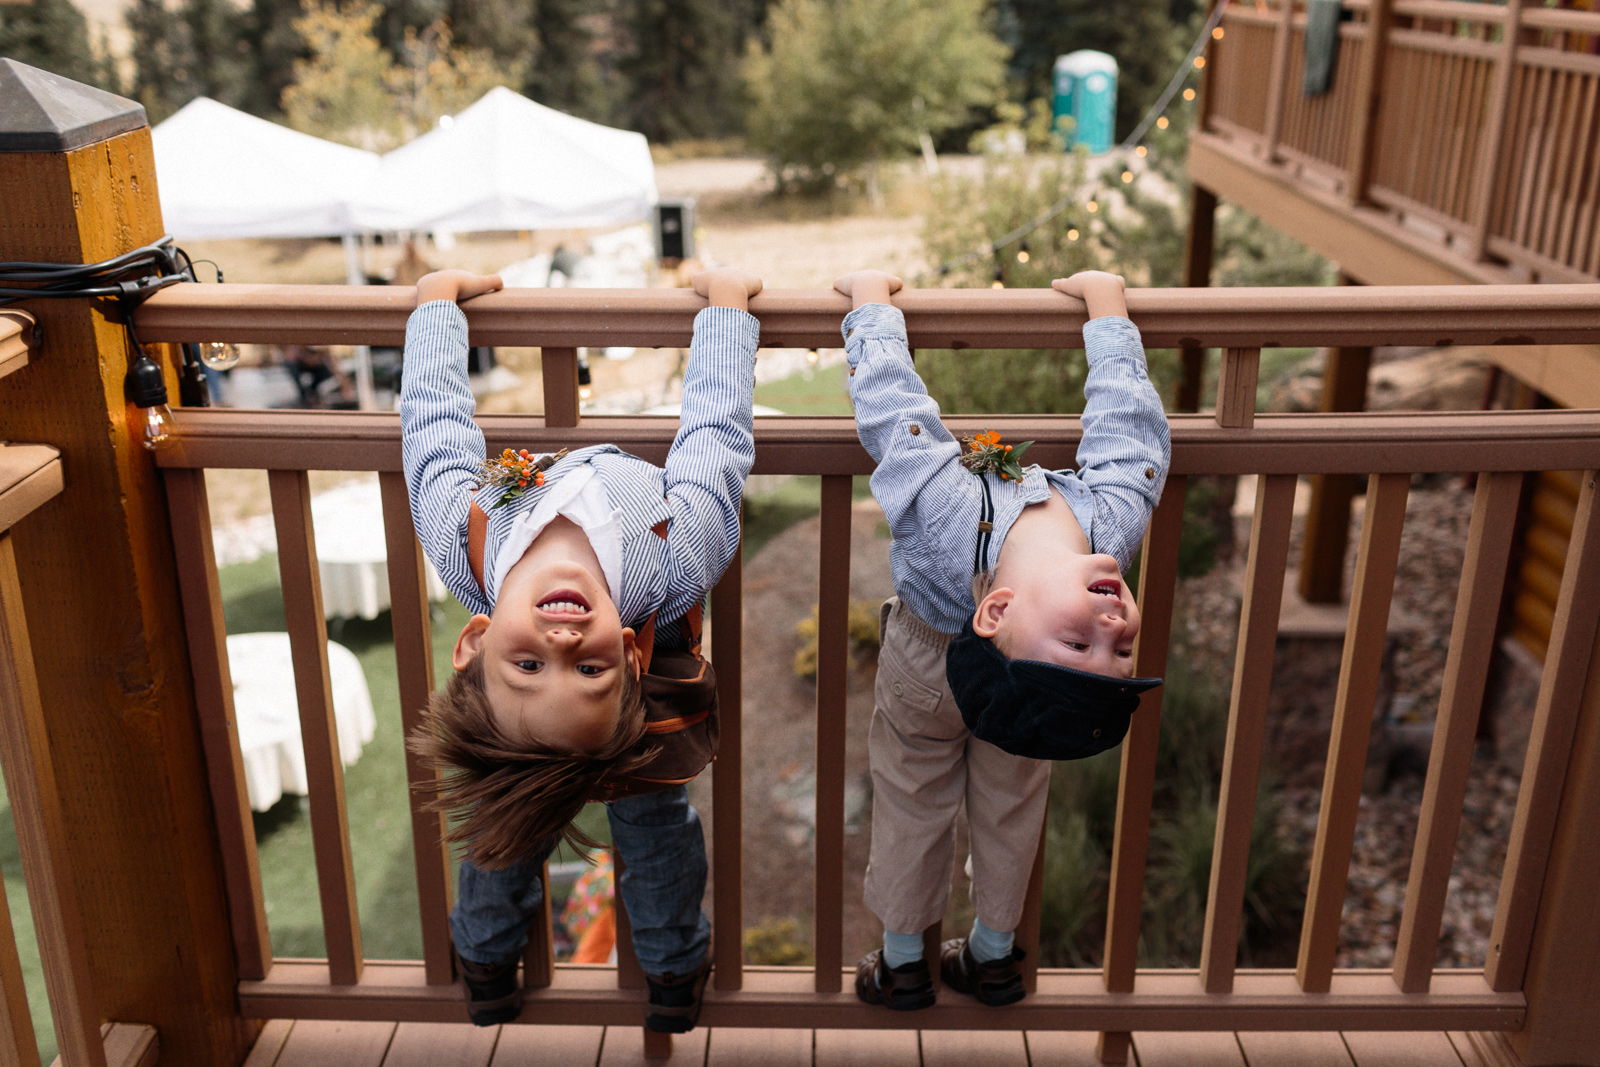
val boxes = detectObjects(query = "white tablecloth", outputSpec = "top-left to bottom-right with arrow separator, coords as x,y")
312,479 -> 450,620
228,632 -> 378,812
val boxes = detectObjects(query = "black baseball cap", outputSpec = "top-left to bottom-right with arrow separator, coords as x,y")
945,620 -> 1163,761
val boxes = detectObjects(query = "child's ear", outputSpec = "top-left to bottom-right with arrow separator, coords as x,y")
972,588 -> 1014,639
452,614 -> 491,670
621,626 -> 642,679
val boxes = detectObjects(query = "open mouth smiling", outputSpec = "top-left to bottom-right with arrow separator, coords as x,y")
1088,580 -> 1121,598
537,590 -> 592,617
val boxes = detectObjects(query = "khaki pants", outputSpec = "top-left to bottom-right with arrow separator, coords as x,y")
863,597 -> 1051,935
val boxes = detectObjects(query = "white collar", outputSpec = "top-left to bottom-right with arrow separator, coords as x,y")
488,463 -> 625,609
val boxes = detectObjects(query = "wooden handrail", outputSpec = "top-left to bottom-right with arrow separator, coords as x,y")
0,310 -> 35,382
132,282 -> 1600,350
154,407 -> 1600,476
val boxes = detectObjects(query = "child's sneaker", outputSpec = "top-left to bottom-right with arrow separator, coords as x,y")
645,952 -> 713,1033
854,949 -> 936,1011
457,954 -> 522,1025
939,938 -> 1026,1006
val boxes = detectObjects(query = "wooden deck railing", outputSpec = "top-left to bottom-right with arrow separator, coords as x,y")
134,284 -> 1600,1056
1202,0 -> 1600,281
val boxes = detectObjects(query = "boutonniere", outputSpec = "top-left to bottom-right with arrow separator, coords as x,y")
960,431 -> 1032,482
477,448 -> 569,508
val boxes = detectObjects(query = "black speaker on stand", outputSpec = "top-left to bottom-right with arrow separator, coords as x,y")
655,198 -> 696,263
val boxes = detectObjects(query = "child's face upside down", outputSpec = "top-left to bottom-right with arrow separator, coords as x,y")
453,516 -> 640,752
973,549 -> 1142,679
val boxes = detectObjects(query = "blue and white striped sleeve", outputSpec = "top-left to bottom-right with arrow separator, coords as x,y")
657,306 -> 761,625
397,300 -> 491,615
844,302 -> 979,554
1076,316 -> 1171,569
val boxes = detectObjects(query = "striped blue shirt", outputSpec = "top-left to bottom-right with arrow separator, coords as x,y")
843,302 -> 1170,635
399,300 -> 760,629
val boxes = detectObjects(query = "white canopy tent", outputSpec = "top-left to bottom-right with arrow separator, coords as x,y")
356,86 -> 658,233
151,97 -> 381,240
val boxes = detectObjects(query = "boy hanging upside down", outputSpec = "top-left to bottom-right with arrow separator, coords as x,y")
835,268 -> 1169,1010
399,267 -> 762,1027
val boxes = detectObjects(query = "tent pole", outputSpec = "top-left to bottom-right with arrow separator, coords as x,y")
342,233 -> 377,411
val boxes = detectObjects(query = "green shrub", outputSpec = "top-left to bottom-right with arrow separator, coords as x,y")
794,599 -> 884,679
744,917 -> 814,965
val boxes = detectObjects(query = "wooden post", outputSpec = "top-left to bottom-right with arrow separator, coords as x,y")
0,61 -> 252,1063
1345,0 -> 1397,205
1470,0 -> 1526,260
1178,186 -> 1218,414
1509,583 -> 1600,1066
1299,343 -> 1374,603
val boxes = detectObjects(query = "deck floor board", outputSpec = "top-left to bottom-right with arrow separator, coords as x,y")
251,1021 -> 1522,1066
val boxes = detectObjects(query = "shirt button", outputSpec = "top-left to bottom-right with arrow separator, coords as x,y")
1145,467 -> 1155,479
892,682 -> 904,696
849,367 -> 856,376
908,424 -> 921,435
1092,728 -> 1103,738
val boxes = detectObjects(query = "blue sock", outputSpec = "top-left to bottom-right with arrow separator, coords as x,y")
882,929 -> 924,969
968,917 -> 1014,963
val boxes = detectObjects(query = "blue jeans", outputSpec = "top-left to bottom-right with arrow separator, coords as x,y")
450,785 -> 711,977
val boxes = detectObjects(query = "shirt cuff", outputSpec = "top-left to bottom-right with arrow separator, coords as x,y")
694,305 -> 761,356
1082,316 -> 1147,372
841,302 -> 907,348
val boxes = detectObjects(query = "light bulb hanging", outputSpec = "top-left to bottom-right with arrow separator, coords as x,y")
200,341 -> 240,370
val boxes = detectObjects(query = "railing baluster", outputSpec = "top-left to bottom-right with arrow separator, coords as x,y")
1264,0 -> 1299,160
0,533 -> 105,1067
1100,477 -> 1189,1051
522,862 -> 554,990
376,472 -> 454,985
1017,822 -> 1047,995
0,871 -> 38,1067
1485,470 -> 1600,992
1392,470 -> 1523,993
1469,0 -> 1525,259
1296,472 -> 1411,992
1199,473 -> 1297,993
268,469 -> 364,985
814,475 -> 853,993
614,847 -> 644,990
1215,349 -> 1261,429
163,467 -> 272,980
542,347 -> 581,428
711,549 -> 744,991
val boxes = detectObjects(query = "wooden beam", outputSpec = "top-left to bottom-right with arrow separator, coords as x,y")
1345,0 -> 1398,206
1299,346 -> 1374,604
235,962 -> 1526,1031
0,108 -> 254,1067
0,445 -> 61,537
150,408 -> 1600,479
135,279 -> 1600,349
1179,187 -> 1219,413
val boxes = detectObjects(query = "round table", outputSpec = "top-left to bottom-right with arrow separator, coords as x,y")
312,478 -> 450,620
228,632 -> 378,812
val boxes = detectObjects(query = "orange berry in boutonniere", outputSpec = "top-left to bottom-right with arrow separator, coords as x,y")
960,431 -> 1033,484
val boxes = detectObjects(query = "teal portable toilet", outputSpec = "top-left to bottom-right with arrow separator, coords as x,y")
1052,50 -> 1119,154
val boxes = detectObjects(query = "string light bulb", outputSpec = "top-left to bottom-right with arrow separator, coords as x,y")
1212,25 -> 1225,39
126,347 -> 174,451
1157,116 -> 1170,129
1067,228 -> 1080,242
1016,243 -> 1031,264
1086,201 -> 1099,213
1193,56 -> 1206,69
1136,145 -> 1148,157
807,348 -> 821,366
1183,88 -> 1196,101
1121,171 -> 1134,183
991,267 -> 1005,289
200,341 -> 240,370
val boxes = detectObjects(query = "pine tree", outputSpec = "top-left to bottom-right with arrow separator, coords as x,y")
622,0 -> 744,142
0,0 -> 109,90
524,0 -> 613,122
180,0 -> 252,107
126,0 -> 201,121
998,0 -> 1185,141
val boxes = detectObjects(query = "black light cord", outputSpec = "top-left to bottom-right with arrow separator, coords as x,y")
0,235 -> 218,408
